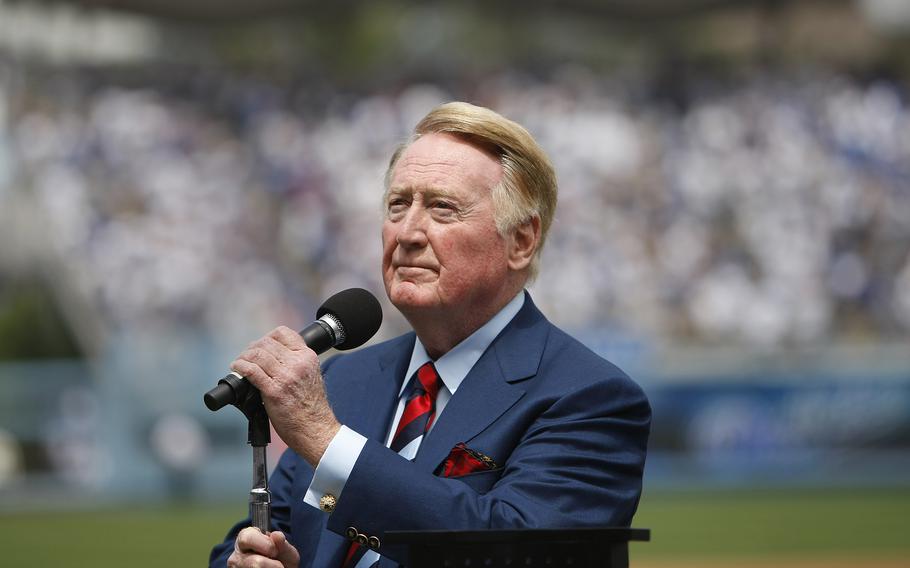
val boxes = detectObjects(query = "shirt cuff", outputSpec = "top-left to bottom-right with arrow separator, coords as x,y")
303,425 -> 367,512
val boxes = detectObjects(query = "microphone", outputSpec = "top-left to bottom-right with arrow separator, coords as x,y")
203,288 -> 383,411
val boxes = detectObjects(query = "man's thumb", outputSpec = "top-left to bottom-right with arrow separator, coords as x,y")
270,531 -> 300,568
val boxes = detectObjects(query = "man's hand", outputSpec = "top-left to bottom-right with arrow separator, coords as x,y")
228,528 -> 300,568
231,326 -> 341,466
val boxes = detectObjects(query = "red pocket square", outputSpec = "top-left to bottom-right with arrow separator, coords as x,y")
440,443 -> 498,477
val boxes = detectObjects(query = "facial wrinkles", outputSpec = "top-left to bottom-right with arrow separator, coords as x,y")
385,195 -> 438,274
389,142 -> 500,201
389,188 -> 479,222
384,193 -> 497,289
392,154 -> 457,188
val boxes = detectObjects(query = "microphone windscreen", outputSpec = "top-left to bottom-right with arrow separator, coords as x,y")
316,288 -> 383,350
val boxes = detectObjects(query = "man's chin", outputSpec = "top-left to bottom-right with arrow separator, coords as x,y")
389,283 -> 439,311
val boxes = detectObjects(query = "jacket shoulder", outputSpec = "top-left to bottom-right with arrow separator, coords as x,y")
545,325 -> 630,378
534,320 -> 647,402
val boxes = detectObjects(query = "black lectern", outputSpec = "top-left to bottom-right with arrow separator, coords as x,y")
383,527 -> 650,568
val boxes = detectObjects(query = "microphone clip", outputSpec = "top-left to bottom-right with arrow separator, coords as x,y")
210,372 -> 271,448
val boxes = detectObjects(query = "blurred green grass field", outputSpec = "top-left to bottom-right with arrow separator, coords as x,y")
631,488 -> 910,566
1,488 -> 908,567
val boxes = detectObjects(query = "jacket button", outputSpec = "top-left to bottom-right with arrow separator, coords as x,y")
357,533 -> 368,545
368,536 -> 381,549
345,527 -> 358,540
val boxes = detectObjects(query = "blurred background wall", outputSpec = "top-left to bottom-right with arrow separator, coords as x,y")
0,0 -> 909,563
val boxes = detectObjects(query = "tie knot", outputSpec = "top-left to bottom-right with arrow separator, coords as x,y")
416,362 -> 442,398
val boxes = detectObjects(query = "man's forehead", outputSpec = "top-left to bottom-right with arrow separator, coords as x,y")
401,132 -> 499,161
392,152 -> 461,176
389,133 -> 502,192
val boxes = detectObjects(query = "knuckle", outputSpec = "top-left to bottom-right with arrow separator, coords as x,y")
271,326 -> 291,339
239,527 -> 262,548
228,550 -> 248,568
276,325 -> 304,345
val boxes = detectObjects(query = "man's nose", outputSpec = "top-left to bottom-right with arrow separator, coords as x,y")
396,207 -> 429,248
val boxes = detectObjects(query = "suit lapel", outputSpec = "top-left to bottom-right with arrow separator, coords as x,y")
330,334 -> 415,442
414,296 -> 549,473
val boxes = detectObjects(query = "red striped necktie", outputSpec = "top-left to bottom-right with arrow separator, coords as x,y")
390,362 -> 443,453
341,362 -> 443,568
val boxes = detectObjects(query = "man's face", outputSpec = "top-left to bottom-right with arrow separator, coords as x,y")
382,132 -> 513,320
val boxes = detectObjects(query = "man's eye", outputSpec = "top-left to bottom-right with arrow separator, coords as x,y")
387,199 -> 408,213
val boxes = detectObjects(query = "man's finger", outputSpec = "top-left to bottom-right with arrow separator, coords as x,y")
269,326 -> 308,350
269,531 -> 301,568
252,336 -> 296,363
230,359 -> 269,389
228,550 -> 284,568
235,527 -> 277,557
241,345 -> 284,373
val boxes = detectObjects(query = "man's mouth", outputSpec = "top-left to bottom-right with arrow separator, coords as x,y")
395,265 -> 437,278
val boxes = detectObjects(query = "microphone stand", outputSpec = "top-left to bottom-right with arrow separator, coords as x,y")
228,377 -> 271,533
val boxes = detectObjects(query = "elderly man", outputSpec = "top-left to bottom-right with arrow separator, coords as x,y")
210,102 -> 650,568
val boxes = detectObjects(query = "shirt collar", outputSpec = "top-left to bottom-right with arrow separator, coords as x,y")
401,291 -> 526,397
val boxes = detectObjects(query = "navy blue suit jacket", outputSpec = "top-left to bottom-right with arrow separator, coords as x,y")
210,294 -> 650,567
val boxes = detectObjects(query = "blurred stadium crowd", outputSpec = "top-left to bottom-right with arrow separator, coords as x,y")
2,61 -> 909,350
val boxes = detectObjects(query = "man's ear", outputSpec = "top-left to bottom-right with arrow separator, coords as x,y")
507,216 -> 541,272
